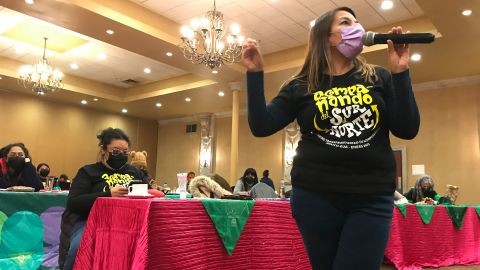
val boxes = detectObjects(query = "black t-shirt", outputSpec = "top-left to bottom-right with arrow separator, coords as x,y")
246,67 -> 420,195
66,162 -> 148,219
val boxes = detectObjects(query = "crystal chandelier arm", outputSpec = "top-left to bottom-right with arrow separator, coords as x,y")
42,37 -> 48,62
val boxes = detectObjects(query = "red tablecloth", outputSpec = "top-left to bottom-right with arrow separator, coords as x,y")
74,198 -> 310,270
385,204 -> 480,270
74,199 -> 480,270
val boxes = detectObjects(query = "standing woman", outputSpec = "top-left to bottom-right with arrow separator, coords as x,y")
241,7 -> 420,270
61,128 -> 149,270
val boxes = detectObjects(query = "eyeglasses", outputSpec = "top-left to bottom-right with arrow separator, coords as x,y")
7,152 -> 25,158
109,149 -> 129,156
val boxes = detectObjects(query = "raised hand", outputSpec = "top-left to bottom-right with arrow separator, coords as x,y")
387,26 -> 410,74
241,38 -> 264,72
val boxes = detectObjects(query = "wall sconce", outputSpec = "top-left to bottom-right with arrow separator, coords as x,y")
200,147 -> 212,168
285,147 -> 296,166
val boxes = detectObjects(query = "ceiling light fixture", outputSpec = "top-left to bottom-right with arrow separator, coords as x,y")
81,100 -> 87,105
18,37 -> 63,96
106,29 -> 114,35
381,0 -> 394,10
156,103 -> 162,107
25,0 -> 34,4
93,98 -> 99,101
166,52 -> 173,57
185,97 -> 191,102
212,70 -> 218,74
410,53 -> 422,61
122,108 -> 128,113
179,0 -> 244,69
144,67 -> 151,74
462,9 -> 472,16
70,63 -> 79,70
218,91 -> 224,97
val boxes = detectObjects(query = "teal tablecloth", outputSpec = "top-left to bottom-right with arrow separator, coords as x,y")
0,191 -> 68,270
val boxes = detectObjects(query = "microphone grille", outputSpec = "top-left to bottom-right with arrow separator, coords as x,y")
362,31 -> 376,46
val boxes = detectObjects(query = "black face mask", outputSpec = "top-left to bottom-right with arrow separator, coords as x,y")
106,153 -> 128,170
39,168 -> 50,177
245,175 -> 255,184
421,187 -> 432,193
7,157 -> 26,172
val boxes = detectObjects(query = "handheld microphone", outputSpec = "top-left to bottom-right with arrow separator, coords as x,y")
362,31 -> 435,46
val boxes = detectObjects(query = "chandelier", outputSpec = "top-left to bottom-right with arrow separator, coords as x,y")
179,0 -> 244,70
18,37 -> 63,95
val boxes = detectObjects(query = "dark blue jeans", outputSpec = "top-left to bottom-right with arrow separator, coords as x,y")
63,220 -> 86,270
290,187 -> 394,270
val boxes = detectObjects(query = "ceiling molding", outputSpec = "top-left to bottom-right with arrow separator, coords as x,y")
413,74 -> 480,92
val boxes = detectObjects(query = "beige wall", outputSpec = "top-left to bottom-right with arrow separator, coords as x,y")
156,114 -> 284,189
391,84 -> 480,204
156,120 -> 200,187
0,91 -> 158,179
214,115 -> 284,187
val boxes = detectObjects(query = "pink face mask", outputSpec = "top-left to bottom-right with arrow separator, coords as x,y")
336,23 -> 365,59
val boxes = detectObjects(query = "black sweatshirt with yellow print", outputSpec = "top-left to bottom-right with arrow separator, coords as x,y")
67,162 -> 147,218
247,66 -> 419,195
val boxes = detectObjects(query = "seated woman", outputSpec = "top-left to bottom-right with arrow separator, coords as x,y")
60,128 -> 149,270
233,168 -> 258,194
36,163 -> 51,183
404,175 -> 440,203
0,143 -> 43,191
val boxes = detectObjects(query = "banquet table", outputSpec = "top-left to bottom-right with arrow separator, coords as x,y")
0,191 -> 68,270
74,198 -> 480,270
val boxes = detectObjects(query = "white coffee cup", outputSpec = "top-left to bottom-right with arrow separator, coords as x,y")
128,184 -> 148,195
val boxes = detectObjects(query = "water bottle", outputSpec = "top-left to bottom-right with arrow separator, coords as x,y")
279,180 -> 285,199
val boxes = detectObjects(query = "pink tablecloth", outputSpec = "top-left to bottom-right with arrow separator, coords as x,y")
74,198 -> 311,270
74,199 -> 480,270
385,204 -> 480,270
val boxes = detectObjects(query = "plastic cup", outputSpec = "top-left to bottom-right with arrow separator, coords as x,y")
177,173 -> 188,192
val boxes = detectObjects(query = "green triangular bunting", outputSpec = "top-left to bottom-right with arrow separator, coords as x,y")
201,199 -> 255,255
445,205 -> 468,229
473,206 -> 480,218
395,204 -> 407,218
415,204 -> 435,224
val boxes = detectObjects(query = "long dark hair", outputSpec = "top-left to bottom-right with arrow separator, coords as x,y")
1,143 -> 31,160
285,6 -> 377,92
241,168 -> 258,192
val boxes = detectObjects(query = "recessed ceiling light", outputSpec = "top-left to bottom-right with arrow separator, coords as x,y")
218,91 -> 225,97
185,97 -> 191,102
144,67 -> 151,74
166,52 -> 173,57
15,47 -> 24,54
156,102 -> 162,107
81,100 -> 87,105
25,0 -> 34,4
70,63 -> 79,70
309,20 -> 316,28
98,52 -> 107,60
212,70 -> 218,74
93,98 -> 99,101
381,0 -> 394,10
106,29 -> 114,35
462,9 -> 472,16
0,76 -> 3,80
122,108 -> 128,113
410,53 -> 421,61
